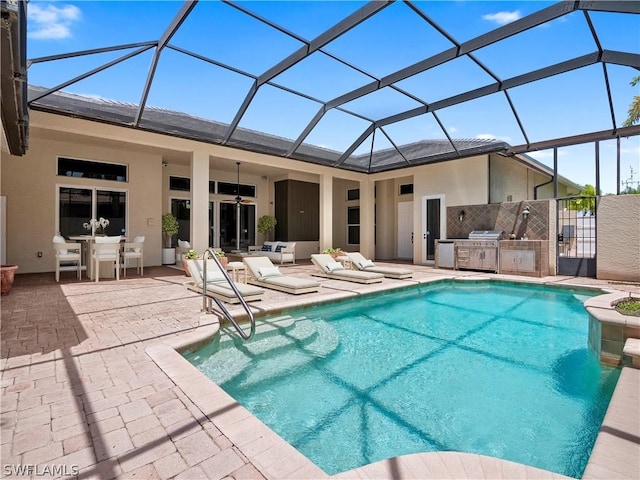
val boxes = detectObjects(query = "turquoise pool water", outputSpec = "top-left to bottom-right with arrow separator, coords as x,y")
185,281 -> 620,477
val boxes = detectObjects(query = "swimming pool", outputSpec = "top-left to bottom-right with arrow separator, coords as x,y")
185,280 -> 620,478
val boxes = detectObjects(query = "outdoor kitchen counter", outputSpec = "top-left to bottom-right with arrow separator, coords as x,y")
498,240 -> 549,277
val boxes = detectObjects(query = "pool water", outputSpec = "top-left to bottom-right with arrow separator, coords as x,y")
185,281 -> 620,477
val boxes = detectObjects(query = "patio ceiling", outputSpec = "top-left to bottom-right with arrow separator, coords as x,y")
11,1 -> 640,173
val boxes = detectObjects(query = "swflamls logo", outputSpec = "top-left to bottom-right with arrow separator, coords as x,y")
3,464 -> 80,476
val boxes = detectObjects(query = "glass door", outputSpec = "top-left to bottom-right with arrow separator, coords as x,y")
171,199 -> 190,244
219,202 -> 256,252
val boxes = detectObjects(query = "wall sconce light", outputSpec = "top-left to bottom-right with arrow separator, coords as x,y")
522,206 -> 530,220
458,210 -> 465,222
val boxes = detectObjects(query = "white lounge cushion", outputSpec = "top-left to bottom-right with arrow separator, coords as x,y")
178,239 -> 190,248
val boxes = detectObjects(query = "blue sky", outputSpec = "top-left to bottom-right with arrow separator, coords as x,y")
26,1 -> 640,194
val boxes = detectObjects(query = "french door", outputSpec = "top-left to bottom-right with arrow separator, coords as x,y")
171,199 -> 255,251
219,202 -> 256,251
58,186 -> 127,238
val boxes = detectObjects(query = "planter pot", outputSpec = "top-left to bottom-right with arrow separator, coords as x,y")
162,248 -> 176,265
182,259 -> 191,276
1,265 -> 18,295
218,257 -> 228,267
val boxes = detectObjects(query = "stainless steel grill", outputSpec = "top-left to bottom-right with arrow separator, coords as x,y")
454,231 -> 503,272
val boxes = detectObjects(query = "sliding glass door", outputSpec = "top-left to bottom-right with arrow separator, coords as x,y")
219,202 -> 256,252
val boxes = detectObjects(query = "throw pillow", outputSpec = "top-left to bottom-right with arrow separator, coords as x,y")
53,235 -> 68,255
359,259 -> 375,269
261,244 -> 272,252
275,244 -> 284,252
325,262 -> 344,273
258,266 -> 281,278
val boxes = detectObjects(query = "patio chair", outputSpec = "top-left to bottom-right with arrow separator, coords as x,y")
121,235 -> 145,277
176,239 -> 191,261
346,252 -> 413,279
184,259 -> 264,304
53,234 -> 82,282
243,256 -> 320,294
310,254 -> 384,284
92,235 -> 122,282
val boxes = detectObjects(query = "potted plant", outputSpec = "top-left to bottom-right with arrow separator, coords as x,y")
322,247 -> 343,259
161,213 -> 179,265
257,215 -> 277,241
214,249 -> 228,267
182,249 -> 199,276
0,264 -> 18,295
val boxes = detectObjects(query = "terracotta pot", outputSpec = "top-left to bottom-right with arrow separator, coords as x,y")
182,259 -> 191,276
1,265 -> 18,295
218,257 -> 228,267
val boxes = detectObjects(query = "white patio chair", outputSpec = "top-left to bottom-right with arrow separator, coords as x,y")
121,235 -> 145,277
53,234 -> 82,282
92,235 -> 122,282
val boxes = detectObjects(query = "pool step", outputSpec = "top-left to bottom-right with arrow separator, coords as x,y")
204,317 -> 339,387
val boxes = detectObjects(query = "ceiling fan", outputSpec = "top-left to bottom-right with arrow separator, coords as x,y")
230,162 -> 252,205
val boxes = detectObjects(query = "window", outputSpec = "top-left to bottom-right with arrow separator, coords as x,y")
58,186 -> 127,237
347,188 -> 360,200
169,176 -> 190,191
399,183 -> 413,195
57,157 -> 127,182
209,181 -> 216,194
218,182 -> 256,198
347,206 -> 360,245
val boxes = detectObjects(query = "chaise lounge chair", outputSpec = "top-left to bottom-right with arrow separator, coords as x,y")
346,252 -> 413,279
310,254 -> 384,284
184,259 -> 264,304
243,256 -> 320,294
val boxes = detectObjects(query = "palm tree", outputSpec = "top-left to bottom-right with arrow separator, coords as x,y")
622,75 -> 640,127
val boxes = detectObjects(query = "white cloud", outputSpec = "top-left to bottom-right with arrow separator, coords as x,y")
482,11 -> 522,25
28,4 -> 81,40
449,126 -> 458,133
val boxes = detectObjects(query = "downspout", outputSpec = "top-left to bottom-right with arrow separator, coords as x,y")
534,176 -> 554,200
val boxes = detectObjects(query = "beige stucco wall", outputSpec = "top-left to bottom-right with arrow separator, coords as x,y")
2,110 -> 585,272
1,137 -> 163,273
597,194 -> 640,282
490,155 -> 580,202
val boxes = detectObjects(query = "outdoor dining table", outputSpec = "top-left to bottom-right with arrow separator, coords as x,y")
68,235 -> 126,280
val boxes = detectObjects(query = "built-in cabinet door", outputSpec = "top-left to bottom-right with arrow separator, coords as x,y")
517,250 -> 536,272
500,249 -> 536,273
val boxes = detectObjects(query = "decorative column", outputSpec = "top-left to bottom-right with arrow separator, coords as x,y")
359,177 -> 375,259
190,151 -> 210,254
319,172 -> 333,252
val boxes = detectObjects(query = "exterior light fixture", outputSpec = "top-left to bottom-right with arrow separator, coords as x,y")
522,206 -> 530,220
458,210 -> 465,222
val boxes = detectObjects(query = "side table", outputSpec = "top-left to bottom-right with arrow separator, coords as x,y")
226,261 -> 247,283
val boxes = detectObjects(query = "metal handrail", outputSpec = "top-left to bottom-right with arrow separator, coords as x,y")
201,248 -> 255,340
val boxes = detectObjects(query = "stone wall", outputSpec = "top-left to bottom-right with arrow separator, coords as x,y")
597,194 -> 640,282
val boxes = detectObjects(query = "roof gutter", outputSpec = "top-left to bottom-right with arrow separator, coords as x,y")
0,0 -> 29,155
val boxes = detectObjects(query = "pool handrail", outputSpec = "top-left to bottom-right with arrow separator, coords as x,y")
201,248 -> 255,340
